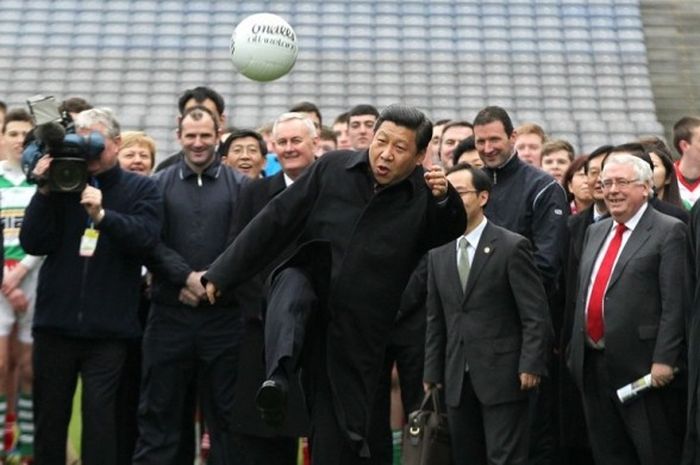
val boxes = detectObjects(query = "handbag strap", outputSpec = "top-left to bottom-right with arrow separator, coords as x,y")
418,386 -> 444,415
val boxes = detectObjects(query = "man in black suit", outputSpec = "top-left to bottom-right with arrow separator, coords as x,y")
560,145 -> 612,465
567,151 -> 690,465
228,113 -> 317,464
424,163 -> 552,465
203,104 -> 466,464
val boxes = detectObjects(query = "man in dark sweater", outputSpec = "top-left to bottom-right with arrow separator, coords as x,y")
19,108 -> 162,465
133,106 -> 247,465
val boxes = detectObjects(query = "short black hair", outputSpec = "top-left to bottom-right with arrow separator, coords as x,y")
59,97 -> 92,115
673,116 -> 700,155
333,111 -> 349,125
178,105 -> 219,135
434,118 -> 451,127
473,106 -> 514,137
320,126 -> 337,143
3,108 -> 33,133
606,142 -> 653,172
584,144 -> 614,174
0,101 -> 6,114
452,136 -> 476,167
221,129 -> 266,157
2,108 -> 34,134
374,104 -> 432,154
447,162 -> 493,194
289,101 -> 322,127
349,104 -> 379,119
178,86 -> 225,116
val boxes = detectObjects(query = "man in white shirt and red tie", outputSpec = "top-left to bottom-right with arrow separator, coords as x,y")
567,149 -> 690,465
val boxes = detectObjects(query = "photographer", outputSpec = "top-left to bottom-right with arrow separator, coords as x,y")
19,108 -> 162,465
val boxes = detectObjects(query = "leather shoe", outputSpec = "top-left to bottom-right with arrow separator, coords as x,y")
256,379 -> 287,428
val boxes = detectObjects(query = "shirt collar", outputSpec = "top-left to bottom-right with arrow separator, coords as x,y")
457,217 -> 488,251
593,203 -> 607,221
615,201 -> 648,232
283,172 -> 294,187
345,149 -> 421,195
179,157 -> 222,180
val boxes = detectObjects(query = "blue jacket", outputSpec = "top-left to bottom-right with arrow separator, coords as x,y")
20,164 -> 162,339
147,159 -> 247,308
482,153 -> 569,288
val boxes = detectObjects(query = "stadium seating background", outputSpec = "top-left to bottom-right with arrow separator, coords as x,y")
0,0 -> 670,158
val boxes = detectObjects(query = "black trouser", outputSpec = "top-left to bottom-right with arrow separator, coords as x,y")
33,331 -> 128,465
447,371 -> 530,465
230,433 -> 298,465
527,362 -> 555,465
115,338 -> 142,465
264,268 -> 315,379
581,348 -> 684,465
266,267 -> 368,464
133,304 -> 241,465
367,340 -> 425,465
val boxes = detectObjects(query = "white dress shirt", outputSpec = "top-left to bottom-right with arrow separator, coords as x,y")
584,202 -> 648,347
456,217 -> 488,268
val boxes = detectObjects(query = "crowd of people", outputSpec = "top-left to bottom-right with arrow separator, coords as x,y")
0,85 -> 699,465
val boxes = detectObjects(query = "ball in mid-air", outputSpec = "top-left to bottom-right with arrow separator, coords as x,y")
230,13 -> 299,82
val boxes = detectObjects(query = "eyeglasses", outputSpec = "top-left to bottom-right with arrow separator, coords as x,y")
457,190 -> 478,197
600,178 -> 640,190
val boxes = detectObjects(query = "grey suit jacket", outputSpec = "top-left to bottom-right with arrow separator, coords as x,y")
567,205 -> 691,391
424,222 -> 552,407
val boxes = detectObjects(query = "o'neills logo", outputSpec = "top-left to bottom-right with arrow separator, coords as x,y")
251,23 -> 296,41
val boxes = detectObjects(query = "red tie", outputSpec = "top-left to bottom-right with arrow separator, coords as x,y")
587,223 -> 627,342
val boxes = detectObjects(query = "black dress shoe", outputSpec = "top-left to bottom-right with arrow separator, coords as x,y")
256,379 -> 288,428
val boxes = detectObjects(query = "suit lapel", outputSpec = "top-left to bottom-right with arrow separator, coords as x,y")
579,218 -> 612,291
268,172 -> 286,199
462,223 -> 497,304
607,206 -> 653,291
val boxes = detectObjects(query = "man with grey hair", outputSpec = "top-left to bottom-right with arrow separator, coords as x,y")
227,111 -> 317,464
19,107 -> 162,464
567,151 -> 690,465
272,112 -> 319,182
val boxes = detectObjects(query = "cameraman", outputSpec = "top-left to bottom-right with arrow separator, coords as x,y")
19,108 -> 162,465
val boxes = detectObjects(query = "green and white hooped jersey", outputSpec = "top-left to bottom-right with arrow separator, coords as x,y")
675,161 -> 700,211
0,171 -> 36,265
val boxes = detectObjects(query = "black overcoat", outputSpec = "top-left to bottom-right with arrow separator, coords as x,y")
205,149 -> 466,453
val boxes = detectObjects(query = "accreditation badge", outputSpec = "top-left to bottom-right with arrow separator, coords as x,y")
79,228 -> 100,257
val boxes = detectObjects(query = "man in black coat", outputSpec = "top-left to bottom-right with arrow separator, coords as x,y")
203,104 -> 466,464
20,108 -> 162,464
560,146 -> 611,465
228,113 -> 316,464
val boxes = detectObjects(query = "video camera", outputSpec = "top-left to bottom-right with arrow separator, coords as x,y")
21,95 -> 105,192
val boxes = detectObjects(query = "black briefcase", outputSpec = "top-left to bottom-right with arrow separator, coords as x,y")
401,387 -> 453,465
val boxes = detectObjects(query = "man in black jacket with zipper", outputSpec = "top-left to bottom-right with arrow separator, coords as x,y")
20,108 -> 162,465
474,106 -> 569,465
133,106 -> 247,465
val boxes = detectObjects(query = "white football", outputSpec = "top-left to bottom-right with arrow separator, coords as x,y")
230,13 -> 299,82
